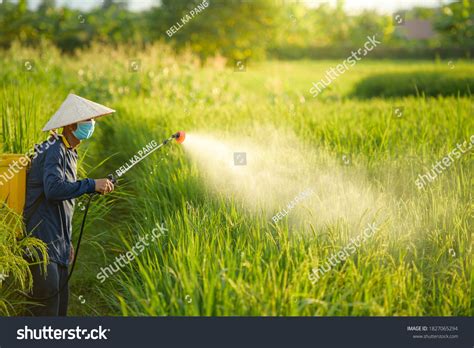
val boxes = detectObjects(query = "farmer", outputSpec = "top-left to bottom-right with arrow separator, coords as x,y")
23,94 -> 115,316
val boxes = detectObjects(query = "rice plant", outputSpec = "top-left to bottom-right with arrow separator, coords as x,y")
0,79 -> 42,154
0,205 -> 47,316
0,44 -> 472,316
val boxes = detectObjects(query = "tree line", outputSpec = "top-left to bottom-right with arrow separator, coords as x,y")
0,0 -> 472,59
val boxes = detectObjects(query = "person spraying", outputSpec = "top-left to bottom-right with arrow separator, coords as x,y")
23,94 -> 115,316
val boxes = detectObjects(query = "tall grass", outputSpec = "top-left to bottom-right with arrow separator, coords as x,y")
0,80 -> 41,154
0,43 -> 471,316
0,72 -> 52,315
0,206 -> 48,316
98,94 -> 472,316
351,70 -> 474,98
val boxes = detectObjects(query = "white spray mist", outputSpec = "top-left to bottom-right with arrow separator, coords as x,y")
182,129 -> 386,232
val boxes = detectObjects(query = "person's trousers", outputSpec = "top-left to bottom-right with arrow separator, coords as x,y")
26,261 -> 69,316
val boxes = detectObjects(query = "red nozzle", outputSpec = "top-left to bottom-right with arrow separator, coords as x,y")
174,131 -> 186,144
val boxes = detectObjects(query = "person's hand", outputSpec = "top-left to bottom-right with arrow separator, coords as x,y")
95,178 -> 114,195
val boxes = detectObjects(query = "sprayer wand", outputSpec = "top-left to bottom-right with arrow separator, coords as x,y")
114,131 -> 186,179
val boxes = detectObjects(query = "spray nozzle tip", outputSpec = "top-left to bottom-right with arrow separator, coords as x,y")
173,131 -> 186,144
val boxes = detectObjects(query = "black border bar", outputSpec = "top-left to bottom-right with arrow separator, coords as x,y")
1,317 -> 472,348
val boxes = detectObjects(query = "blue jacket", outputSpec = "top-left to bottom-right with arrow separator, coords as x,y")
23,136 -> 96,266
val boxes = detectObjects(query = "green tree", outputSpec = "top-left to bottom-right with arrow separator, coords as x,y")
38,0 -> 56,13
156,0 -> 282,60
435,0 -> 473,47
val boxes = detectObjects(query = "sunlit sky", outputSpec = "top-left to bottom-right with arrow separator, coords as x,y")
328,0 -> 453,13
26,0 -> 455,13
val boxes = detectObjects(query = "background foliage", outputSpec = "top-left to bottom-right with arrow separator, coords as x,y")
0,0 -> 472,60
0,0 -> 472,317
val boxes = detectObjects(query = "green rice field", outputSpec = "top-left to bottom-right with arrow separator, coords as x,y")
0,43 -> 472,316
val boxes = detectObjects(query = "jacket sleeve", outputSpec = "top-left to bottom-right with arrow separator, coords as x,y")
43,143 -> 96,201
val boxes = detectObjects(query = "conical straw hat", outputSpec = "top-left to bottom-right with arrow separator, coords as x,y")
43,94 -> 115,131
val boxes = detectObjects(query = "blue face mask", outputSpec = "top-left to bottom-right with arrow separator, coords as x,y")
73,120 -> 95,140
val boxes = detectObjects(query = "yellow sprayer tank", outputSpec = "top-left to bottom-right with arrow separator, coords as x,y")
0,154 -> 29,215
